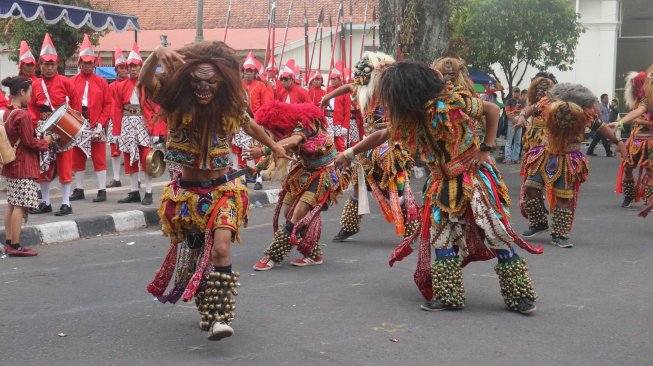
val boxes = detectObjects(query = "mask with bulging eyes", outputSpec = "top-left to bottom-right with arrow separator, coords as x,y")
441,62 -> 457,85
535,80 -> 550,99
353,57 -> 373,86
190,63 -> 220,105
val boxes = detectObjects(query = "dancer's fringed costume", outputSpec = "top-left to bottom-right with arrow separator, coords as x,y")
334,52 -> 420,244
616,69 -> 653,209
375,62 -> 543,314
521,83 -> 616,247
141,41 -> 284,340
253,102 -> 343,269
521,79 -> 553,153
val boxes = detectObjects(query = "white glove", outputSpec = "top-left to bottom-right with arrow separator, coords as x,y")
151,136 -> 160,144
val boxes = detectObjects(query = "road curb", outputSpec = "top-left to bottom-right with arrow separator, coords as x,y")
0,189 -> 280,247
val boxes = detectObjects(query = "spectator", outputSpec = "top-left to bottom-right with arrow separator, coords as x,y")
503,87 -> 523,163
609,98 -> 620,122
587,93 -> 613,157
1,76 -> 52,257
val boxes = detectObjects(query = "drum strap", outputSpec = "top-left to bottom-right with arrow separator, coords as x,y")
41,79 -> 51,107
82,81 -> 89,107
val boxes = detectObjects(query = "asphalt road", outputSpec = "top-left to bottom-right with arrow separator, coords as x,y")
1,155 -> 652,366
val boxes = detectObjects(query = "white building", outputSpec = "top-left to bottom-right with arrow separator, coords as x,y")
500,0 -> 653,102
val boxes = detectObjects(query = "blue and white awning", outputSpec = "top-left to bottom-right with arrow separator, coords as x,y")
0,0 -> 140,32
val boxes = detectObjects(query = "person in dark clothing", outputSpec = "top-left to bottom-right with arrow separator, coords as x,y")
587,93 -> 613,156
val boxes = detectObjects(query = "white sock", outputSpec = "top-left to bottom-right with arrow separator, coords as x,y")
61,183 -> 72,205
256,174 -> 263,184
144,174 -> 153,193
40,182 -> 51,205
129,173 -> 139,191
96,170 -> 107,190
138,170 -> 143,184
111,156 -> 121,181
74,171 -> 85,189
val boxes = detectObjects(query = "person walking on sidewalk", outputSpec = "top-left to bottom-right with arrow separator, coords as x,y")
29,33 -> 81,217
504,87 -> 524,163
2,76 -> 53,257
69,34 -> 113,203
586,93 -> 614,157
142,42 -> 287,341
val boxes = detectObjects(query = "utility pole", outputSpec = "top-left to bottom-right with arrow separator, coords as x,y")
195,0 -> 204,42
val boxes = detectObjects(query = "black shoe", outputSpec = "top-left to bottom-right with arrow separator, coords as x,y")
551,235 -> 573,248
245,172 -> 256,184
586,152 -> 597,156
92,189 -> 107,203
332,228 -> 359,242
621,197 -> 633,208
141,192 -> 153,206
513,298 -> 536,315
54,204 -> 72,216
254,182 -> 263,190
107,179 -> 122,188
30,202 -> 52,214
69,188 -> 85,201
118,191 -> 141,203
420,298 -> 463,312
522,223 -> 548,237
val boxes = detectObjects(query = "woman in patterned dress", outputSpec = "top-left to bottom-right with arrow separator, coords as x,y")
1,76 -> 52,257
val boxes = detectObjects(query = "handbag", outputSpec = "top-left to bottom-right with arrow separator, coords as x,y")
0,109 -> 22,167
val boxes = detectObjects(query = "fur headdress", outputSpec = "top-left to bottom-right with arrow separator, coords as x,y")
624,71 -> 648,109
355,51 -> 395,115
550,83 -> 597,109
255,101 -> 327,139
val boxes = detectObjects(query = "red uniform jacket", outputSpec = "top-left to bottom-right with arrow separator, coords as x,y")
115,77 -> 165,135
28,74 -> 82,126
243,79 -> 272,114
326,86 -> 351,128
2,106 -> 50,179
108,78 -> 125,136
70,72 -> 113,128
308,86 -> 326,107
275,84 -> 311,104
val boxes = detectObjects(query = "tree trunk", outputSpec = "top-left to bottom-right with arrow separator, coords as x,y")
379,0 -> 451,63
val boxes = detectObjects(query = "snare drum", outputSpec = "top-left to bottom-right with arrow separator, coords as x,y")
42,104 -> 85,149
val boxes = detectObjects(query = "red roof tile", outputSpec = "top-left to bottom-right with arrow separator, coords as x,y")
97,27 -> 305,52
91,0 -> 376,31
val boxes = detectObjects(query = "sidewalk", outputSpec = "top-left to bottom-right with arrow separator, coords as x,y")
0,161 -> 282,246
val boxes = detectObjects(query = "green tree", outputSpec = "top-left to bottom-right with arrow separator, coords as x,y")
0,0 -> 105,67
453,0 -> 583,96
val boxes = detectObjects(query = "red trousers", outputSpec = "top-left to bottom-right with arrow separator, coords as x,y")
72,142 -> 107,172
334,136 -> 346,152
110,143 -> 121,157
38,150 -> 73,183
232,145 -> 246,167
123,146 -> 151,174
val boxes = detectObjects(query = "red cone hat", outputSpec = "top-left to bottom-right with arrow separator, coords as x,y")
39,33 -> 58,62
242,51 -> 260,72
78,34 -> 96,63
18,41 -> 36,66
127,42 -> 142,65
114,47 -> 127,67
